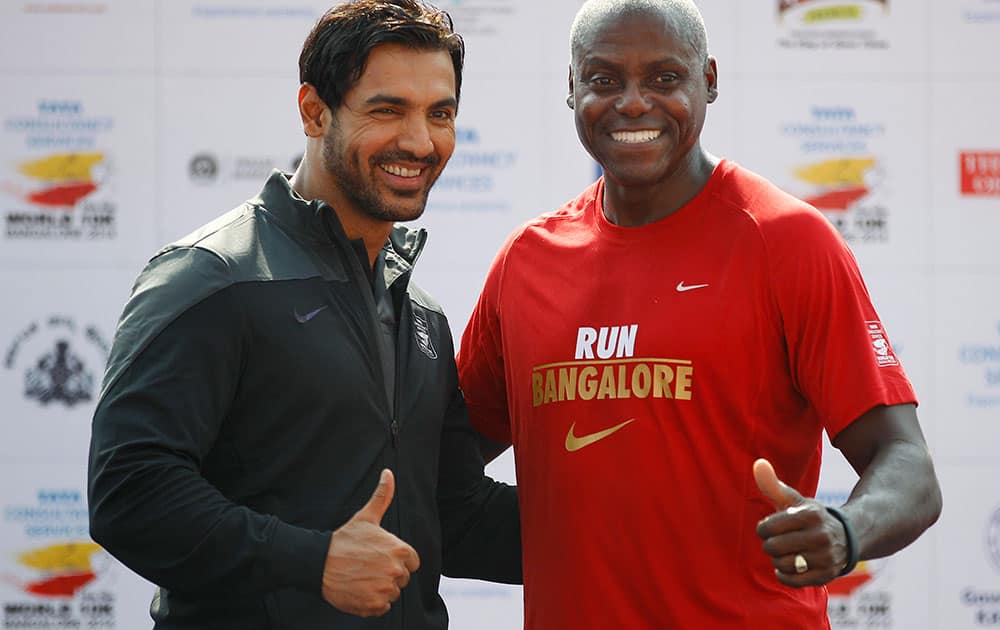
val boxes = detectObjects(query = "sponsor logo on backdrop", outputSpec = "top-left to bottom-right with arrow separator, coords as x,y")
3,316 -> 110,408
958,507 -> 1000,625
2,100 -> 116,241
188,152 -> 300,185
827,561 -> 892,627
19,2 -> 107,13
189,5 -> 316,19
960,151 -> 1000,196
2,489 -> 116,627
964,0 -> 1000,24
956,319 -> 1000,409
818,490 -> 893,627
781,106 -> 888,243
430,126 -> 517,212
777,0 -> 890,51
432,1 -> 514,37
988,506 -> 1000,573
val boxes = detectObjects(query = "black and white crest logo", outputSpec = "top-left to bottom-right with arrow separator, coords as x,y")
25,340 -> 94,405
4,316 -> 110,408
412,308 -> 437,360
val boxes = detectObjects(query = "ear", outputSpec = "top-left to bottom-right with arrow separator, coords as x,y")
566,65 -> 575,110
298,83 -> 329,138
705,56 -> 719,104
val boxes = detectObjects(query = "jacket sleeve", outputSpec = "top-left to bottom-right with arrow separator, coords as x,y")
436,381 -> 522,584
87,249 -> 330,596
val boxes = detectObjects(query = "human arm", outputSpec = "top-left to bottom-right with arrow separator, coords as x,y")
476,431 -> 512,465
752,196 -> 941,587
89,249 -> 419,614
436,384 -> 521,584
88,278 -> 332,596
754,403 -> 941,587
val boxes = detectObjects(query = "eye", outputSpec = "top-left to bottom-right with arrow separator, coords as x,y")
430,109 -> 455,121
587,75 -> 618,88
653,73 -> 679,85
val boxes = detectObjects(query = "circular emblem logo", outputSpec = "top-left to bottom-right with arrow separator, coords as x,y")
189,153 -> 218,182
987,506 -> 1000,573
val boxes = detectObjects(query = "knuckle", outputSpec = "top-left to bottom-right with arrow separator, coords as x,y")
389,564 -> 407,578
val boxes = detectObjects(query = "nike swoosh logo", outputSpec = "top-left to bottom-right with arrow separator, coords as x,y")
676,281 -> 710,292
565,418 -> 636,452
294,305 -> 329,323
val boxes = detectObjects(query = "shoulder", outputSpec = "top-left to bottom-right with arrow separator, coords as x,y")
100,205 -> 264,398
713,161 -> 844,251
500,180 -> 599,260
407,281 -> 445,318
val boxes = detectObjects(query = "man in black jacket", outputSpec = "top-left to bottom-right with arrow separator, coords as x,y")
87,2 -> 520,628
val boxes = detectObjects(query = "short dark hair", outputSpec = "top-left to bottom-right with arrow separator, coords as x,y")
299,0 -> 465,112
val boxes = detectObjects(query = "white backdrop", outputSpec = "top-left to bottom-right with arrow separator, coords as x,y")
1,1 -> 998,628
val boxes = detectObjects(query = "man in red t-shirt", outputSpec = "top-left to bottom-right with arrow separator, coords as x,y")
456,0 -> 942,628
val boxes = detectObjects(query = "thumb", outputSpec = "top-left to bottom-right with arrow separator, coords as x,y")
354,469 -> 395,524
753,458 -> 803,510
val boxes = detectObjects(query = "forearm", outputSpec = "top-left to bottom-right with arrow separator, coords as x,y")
437,384 -> 522,583
840,439 -> 941,560
89,440 -> 330,595
439,477 -> 521,584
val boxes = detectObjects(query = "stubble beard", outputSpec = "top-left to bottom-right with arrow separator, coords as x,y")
321,125 -> 438,223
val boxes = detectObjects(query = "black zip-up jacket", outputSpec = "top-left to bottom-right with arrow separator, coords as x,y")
88,171 -> 521,629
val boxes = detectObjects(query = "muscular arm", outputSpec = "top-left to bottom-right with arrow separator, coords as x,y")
88,284 -> 331,596
437,386 -> 521,584
832,403 -> 942,559
755,403 -> 941,586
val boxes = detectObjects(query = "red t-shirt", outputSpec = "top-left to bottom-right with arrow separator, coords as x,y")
457,160 -> 916,629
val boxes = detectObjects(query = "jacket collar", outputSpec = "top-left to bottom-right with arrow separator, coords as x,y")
253,169 -> 428,269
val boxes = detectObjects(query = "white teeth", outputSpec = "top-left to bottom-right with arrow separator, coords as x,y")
381,164 -> 422,177
611,130 -> 661,144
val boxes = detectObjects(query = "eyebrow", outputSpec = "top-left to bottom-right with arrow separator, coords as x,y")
581,56 -> 689,72
364,94 -> 458,110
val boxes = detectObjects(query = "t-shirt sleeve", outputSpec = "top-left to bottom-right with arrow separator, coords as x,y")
456,234 -> 516,444
764,204 -> 917,439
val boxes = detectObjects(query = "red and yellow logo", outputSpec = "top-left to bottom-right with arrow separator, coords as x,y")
9,542 -> 103,597
792,157 -> 876,212
960,151 -> 1000,196
827,560 -> 874,597
778,0 -> 888,22
14,152 -> 104,208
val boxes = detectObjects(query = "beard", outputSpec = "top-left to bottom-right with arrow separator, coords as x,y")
321,124 -> 441,223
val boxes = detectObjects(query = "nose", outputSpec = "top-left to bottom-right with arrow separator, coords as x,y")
397,115 -> 435,159
615,82 -> 652,118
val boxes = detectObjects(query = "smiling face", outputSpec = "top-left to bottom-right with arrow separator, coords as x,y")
323,43 -> 458,224
569,7 -> 717,189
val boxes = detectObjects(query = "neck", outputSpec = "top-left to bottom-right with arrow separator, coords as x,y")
290,158 -> 392,269
602,148 -> 719,227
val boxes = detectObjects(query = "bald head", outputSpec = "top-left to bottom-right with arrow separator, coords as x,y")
570,0 -> 709,67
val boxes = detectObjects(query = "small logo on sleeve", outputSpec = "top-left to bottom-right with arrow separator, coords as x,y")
866,321 -> 898,367
412,308 -> 438,360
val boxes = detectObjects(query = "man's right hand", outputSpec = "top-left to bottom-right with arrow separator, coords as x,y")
322,469 -> 421,617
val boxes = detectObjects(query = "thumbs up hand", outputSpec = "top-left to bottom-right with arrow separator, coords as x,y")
753,458 -> 848,587
322,469 -> 421,617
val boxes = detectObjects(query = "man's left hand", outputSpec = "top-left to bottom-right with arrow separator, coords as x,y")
753,458 -> 848,587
